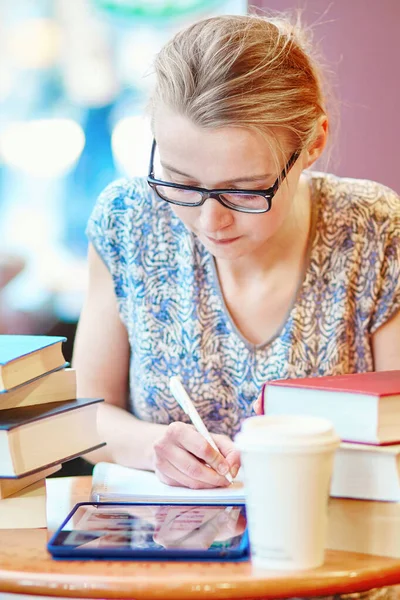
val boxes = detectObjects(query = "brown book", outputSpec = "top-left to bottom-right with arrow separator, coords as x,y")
327,497 -> 400,558
0,479 -> 47,529
0,335 -> 67,392
0,397 -> 105,477
0,368 -> 76,411
0,463 -> 61,499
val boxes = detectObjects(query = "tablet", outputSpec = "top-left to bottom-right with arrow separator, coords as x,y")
47,501 -> 249,561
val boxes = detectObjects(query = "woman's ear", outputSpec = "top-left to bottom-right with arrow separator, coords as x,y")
304,116 -> 328,168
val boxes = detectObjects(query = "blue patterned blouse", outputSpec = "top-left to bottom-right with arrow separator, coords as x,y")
86,172 -> 400,439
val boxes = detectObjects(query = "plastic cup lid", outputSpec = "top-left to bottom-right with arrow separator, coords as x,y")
235,415 -> 340,452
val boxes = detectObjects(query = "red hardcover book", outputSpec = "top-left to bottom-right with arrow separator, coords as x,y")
261,370 -> 400,444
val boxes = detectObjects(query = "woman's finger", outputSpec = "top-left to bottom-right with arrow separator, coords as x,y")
154,446 -> 229,489
154,422 -> 232,486
211,433 -> 241,479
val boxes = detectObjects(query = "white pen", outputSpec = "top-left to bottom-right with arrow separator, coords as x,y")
169,375 -> 233,483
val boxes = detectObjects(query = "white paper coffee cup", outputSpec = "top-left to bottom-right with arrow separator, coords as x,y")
235,415 -> 340,571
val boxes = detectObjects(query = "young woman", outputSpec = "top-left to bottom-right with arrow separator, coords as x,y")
73,14 -> 400,490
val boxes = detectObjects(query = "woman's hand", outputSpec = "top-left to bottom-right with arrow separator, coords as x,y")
253,389 -> 264,415
153,422 -> 241,489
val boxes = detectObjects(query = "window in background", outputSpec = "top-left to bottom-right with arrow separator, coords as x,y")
0,0 -> 247,339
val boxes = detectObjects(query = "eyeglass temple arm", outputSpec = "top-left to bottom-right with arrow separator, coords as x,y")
148,139 -> 157,177
272,150 -> 301,193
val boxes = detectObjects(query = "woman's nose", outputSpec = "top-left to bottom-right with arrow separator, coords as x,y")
199,196 -> 233,233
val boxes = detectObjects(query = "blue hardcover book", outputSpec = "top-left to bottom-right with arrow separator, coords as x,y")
0,335 -> 67,393
0,398 -> 105,477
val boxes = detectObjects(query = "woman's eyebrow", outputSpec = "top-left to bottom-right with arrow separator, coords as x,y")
161,162 -> 272,183
161,162 -> 193,178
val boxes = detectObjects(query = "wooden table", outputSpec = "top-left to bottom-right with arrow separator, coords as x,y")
0,476 -> 399,599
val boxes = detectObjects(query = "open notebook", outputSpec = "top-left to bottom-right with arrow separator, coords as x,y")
91,462 -> 246,504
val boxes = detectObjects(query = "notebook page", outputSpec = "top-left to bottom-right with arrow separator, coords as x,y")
91,462 -> 246,504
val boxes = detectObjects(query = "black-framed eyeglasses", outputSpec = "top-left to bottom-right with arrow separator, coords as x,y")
147,139 -> 300,214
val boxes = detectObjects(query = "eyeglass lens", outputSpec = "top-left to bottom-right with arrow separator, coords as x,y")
153,185 -> 269,211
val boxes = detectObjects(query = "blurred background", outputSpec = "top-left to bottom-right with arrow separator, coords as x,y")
0,0 -> 398,355
0,0 -> 247,355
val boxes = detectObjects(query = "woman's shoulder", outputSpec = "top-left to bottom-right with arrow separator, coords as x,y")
309,171 -> 400,226
310,170 -> 399,204
87,175 -> 190,265
88,175 -> 178,235
95,176 -> 154,213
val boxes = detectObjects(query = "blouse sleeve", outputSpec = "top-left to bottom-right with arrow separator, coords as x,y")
369,188 -> 400,333
85,178 -> 129,277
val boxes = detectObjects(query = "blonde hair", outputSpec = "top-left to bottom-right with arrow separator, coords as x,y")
149,13 -> 328,159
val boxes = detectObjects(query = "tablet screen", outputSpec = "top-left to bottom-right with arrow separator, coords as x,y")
48,502 -> 248,559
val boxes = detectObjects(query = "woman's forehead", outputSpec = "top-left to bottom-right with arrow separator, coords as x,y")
153,110 -> 285,182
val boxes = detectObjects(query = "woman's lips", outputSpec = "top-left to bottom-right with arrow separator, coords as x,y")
205,235 -> 241,245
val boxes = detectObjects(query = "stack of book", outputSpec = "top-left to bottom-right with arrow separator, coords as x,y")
262,370 -> 400,556
0,334 -> 104,529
